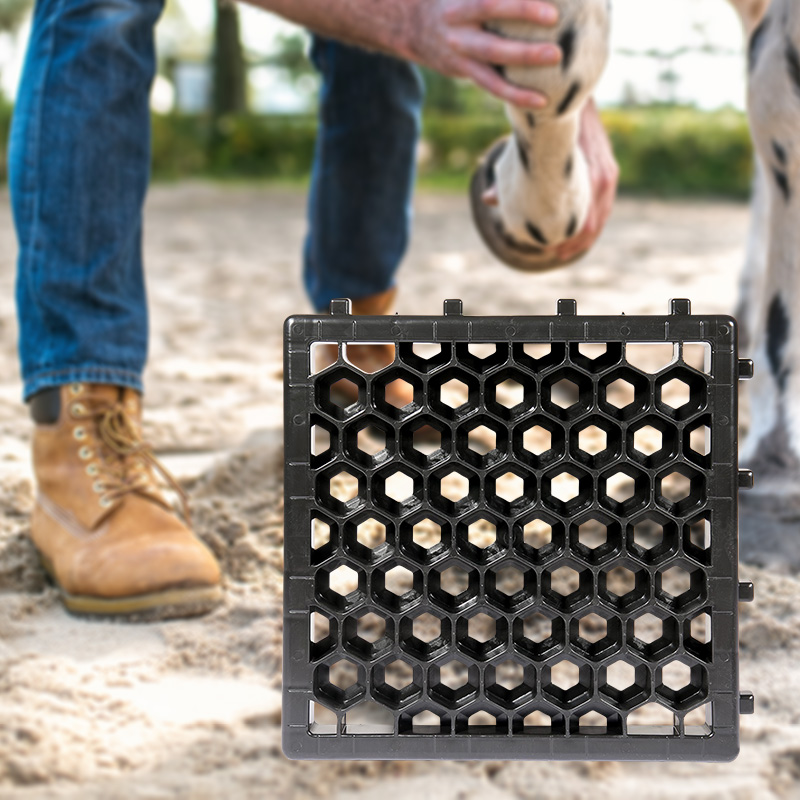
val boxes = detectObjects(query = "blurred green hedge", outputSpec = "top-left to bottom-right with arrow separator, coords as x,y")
0,103 -> 754,197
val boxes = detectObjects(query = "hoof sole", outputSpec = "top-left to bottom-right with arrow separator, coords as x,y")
469,138 -> 580,273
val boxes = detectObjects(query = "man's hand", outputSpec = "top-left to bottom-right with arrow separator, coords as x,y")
553,98 -> 619,262
406,0 -> 562,109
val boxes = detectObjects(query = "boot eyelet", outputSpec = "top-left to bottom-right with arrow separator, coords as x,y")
79,446 -> 93,460
73,427 -> 86,440
70,383 -> 83,396
99,496 -> 113,509
92,480 -> 105,493
71,403 -> 86,417
86,464 -> 99,477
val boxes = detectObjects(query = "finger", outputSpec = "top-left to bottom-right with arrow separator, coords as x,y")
461,58 -> 549,108
448,28 -> 561,67
445,0 -> 559,26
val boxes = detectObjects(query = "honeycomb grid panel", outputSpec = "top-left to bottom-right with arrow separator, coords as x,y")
283,300 -> 749,761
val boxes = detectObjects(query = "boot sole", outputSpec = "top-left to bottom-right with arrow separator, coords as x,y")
38,553 -> 223,622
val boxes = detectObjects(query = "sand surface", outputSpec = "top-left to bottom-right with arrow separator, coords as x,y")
1,185 -> 799,798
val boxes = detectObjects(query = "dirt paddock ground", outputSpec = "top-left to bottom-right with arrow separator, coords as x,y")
1,185 -> 799,798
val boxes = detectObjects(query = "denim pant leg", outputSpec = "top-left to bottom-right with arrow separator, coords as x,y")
304,37 -> 425,312
9,0 -> 164,400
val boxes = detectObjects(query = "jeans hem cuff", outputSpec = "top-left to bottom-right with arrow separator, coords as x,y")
23,366 -> 144,401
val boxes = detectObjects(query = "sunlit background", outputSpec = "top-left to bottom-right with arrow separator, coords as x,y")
0,0 -> 754,198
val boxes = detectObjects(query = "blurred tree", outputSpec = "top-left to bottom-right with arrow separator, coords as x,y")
267,32 -> 315,85
0,0 -> 32,32
213,0 -> 246,116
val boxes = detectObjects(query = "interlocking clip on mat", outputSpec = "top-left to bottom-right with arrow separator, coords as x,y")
282,299 -> 755,762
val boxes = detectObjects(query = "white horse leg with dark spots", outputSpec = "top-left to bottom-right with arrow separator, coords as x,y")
734,0 -> 800,569
470,0 -> 611,271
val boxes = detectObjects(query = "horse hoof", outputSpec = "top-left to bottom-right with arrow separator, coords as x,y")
470,138 -> 581,273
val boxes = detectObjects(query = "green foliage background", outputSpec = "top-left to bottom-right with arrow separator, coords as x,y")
0,101 -> 754,197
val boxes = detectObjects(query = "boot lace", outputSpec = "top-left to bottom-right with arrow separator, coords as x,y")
70,390 -> 190,521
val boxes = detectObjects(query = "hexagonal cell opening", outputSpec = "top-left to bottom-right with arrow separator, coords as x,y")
684,702 -> 713,736
522,425 -> 553,456
523,518 -> 553,550
383,659 -> 416,691
494,471 -> 525,503
685,515 -> 712,565
316,658 -> 366,708
406,709 -> 448,734
660,378 -> 691,409
311,423 -> 332,458
600,466 -> 648,515
399,611 -> 449,661
657,564 -> 705,610
572,611 -> 622,660
487,567 -> 520,598
514,610 -> 565,660
600,368 -> 649,419
412,613 -> 441,643
605,378 -> 636,409
385,472 -> 415,503
330,378 -> 362,408
629,610 -> 680,660
495,378 -> 526,409
439,471 -> 471,502
628,514 -> 679,565
343,611 -> 393,659
656,466 -> 705,514
659,472 -> 692,503
633,425 -> 662,456
357,425 -> 387,457
343,342 -> 396,374
605,661 -> 636,692
575,517 -> 613,555
687,422 -> 711,458
468,425 -> 497,456
575,709 -> 620,734
430,659 -> 480,710
543,467 -> 591,514
343,701 -> 395,735
457,611 -> 508,660
412,424 -> 444,458
384,565 -> 415,596
430,563 -> 479,612
373,562 -> 422,612
375,466 -> 424,514
309,701 -> 338,734
381,378 -> 417,412
516,708 -> 564,735
600,659 -> 649,710
655,368 -> 707,419
543,564 -> 592,611
457,515 -> 506,564
410,517 -> 443,553
543,659 -> 590,707
440,378 -> 470,409
578,425 -> 607,456
543,370 -> 592,420
458,710 -> 505,733
372,658 -> 423,710
625,342 -> 676,374
682,342 -> 712,374
356,613 -> 386,644
329,469 -> 361,504
312,517 -> 332,552
329,565 -> 360,597
356,518 -> 387,550
626,703 -> 678,736
599,563 -> 648,612
577,613 -> 607,644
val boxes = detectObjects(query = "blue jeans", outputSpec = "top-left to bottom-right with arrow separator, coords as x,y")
9,0 -> 424,401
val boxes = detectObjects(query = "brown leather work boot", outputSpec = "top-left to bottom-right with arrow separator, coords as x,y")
317,288 -> 415,409
29,383 -> 222,620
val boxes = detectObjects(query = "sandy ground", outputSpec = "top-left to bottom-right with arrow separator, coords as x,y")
1,184 -> 800,798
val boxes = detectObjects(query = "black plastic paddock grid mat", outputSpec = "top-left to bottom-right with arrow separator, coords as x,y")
282,299 -> 755,762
